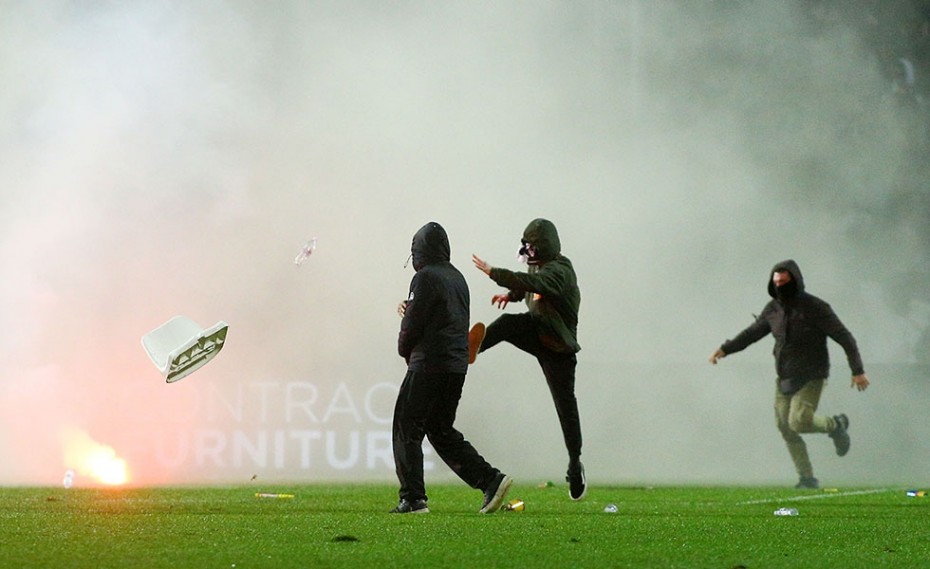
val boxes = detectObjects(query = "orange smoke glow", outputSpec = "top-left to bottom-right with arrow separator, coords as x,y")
61,428 -> 130,486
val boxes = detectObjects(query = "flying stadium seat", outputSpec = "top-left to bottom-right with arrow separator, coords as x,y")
141,316 -> 229,383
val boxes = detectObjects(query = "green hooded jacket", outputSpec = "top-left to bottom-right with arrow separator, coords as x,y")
488,218 -> 581,354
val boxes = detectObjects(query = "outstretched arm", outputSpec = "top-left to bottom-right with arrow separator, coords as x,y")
473,254 -> 521,308
711,314 -> 772,365
472,254 -> 492,275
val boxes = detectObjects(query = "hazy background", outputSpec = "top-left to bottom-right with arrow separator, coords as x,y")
2,0 -> 929,487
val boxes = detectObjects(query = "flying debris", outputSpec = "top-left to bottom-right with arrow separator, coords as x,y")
142,316 -> 229,382
294,238 -> 318,266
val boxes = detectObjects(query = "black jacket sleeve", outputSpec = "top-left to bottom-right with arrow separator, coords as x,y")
817,302 -> 865,376
398,272 -> 434,359
721,312 -> 772,355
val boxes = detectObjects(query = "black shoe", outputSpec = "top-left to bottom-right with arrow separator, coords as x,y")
479,473 -> 513,514
795,476 -> 820,489
829,414 -> 850,457
566,462 -> 587,501
389,498 -> 429,514
468,323 -> 486,365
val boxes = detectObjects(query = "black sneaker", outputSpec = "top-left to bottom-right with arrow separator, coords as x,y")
566,462 -> 587,501
468,323 -> 486,365
389,498 -> 429,514
829,414 -> 850,457
479,472 -> 513,513
795,476 -> 820,489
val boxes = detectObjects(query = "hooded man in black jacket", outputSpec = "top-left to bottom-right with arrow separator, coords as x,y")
709,259 -> 870,489
392,221 -> 512,514
471,218 -> 586,501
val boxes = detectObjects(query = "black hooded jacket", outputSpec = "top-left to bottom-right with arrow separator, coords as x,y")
488,218 -> 581,354
720,260 -> 865,394
398,222 -> 470,374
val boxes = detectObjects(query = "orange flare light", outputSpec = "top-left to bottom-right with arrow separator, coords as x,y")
61,428 -> 130,486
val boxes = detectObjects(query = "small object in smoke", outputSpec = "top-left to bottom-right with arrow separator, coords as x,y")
502,499 -> 525,512
906,489 -> 927,497
773,507 -> 799,516
603,503 -> 619,514
250,474 -> 257,481
255,492 -> 295,499
537,480 -> 555,489
62,469 -> 75,489
294,238 -> 318,266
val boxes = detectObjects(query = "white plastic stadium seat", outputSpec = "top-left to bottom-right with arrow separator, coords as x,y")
141,316 -> 229,383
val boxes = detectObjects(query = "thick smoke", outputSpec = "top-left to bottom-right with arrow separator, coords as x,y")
1,1 -> 928,487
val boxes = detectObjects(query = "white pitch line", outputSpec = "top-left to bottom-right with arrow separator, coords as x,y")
736,487 -> 900,505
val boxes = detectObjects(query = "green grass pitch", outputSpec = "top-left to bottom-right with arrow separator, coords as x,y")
1,483 -> 927,568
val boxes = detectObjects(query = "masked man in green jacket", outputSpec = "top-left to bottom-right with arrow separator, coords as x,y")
471,218 -> 586,501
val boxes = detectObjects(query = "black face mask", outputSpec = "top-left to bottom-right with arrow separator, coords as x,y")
775,280 -> 799,300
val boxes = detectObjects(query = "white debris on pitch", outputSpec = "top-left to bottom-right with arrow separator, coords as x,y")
141,316 -> 229,383
294,238 -> 318,266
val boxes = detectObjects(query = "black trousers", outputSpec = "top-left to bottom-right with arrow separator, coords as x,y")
481,312 -> 582,462
392,370 -> 498,502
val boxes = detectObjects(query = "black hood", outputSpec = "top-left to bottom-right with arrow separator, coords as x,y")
411,221 -> 451,271
767,259 -> 805,299
522,218 -> 561,265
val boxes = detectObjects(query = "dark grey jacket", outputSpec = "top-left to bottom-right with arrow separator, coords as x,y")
720,259 -> 865,394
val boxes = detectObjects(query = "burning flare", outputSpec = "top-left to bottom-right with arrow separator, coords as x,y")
61,428 -> 130,486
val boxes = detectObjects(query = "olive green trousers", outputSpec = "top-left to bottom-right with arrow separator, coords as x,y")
773,378 -> 839,479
